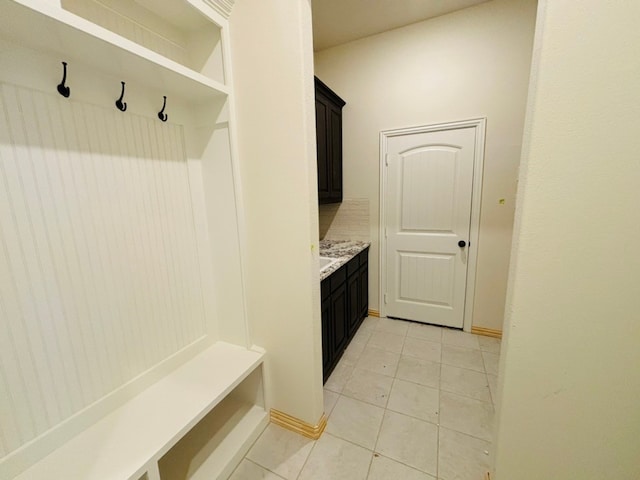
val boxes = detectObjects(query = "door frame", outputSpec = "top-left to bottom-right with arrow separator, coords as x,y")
379,118 -> 486,332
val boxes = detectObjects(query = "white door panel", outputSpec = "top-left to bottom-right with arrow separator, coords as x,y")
385,126 -> 476,328
399,147 -> 458,233
397,251 -> 455,304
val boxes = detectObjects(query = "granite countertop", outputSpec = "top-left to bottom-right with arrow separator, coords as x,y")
319,239 -> 370,281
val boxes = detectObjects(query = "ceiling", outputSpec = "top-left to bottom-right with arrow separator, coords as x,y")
312,0 -> 491,51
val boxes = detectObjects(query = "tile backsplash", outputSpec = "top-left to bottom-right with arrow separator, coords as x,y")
319,198 -> 370,242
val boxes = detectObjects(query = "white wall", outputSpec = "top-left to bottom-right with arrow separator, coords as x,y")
493,1 -> 640,478
314,0 -> 537,331
229,0 -> 324,425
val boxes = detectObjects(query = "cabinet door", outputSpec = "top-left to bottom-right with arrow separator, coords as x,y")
347,272 -> 360,336
359,265 -> 369,320
315,97 -> 330,202
328,105 -> 343,203
321,297 -> 332,381
331,282 -> 348,356
315,77 -> 344,205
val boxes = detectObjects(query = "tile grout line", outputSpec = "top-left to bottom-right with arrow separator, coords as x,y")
363,435 -> 376,479
383,405 -> 443,429
439,424 -> 494,443
480,349 -> 499,410
306,430 -> 380,479
294,421 -> 322,480
369,322 -> 401,479
358,318 -> 402,479
382,321 -> 441,478
438,351 -> 496,444
369,329 -> 398,467
238,423 -> 272,470
239,427 -> 291,480
324,428 -> 378,453
438,384 -> 494,405
439,363 -> 494,405
244,458 -> 287,480
339,382 -> 393,410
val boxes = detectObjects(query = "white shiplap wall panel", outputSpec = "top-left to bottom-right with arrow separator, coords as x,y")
0,83 -> 207,458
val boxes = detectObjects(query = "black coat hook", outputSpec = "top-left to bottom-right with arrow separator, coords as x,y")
115,81 -> 127,112
57,61 -> 70,98
158,96 -> 168,122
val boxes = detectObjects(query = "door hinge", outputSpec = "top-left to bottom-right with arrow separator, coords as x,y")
385,227 -> 387,238
384,293 -> 388,304
385,153 -> 389,166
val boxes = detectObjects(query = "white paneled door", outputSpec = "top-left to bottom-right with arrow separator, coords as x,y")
384,125 -> 478,328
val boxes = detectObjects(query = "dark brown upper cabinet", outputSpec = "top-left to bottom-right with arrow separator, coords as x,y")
315,77 -> 345,204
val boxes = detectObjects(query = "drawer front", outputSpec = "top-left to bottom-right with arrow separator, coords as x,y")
358,248 -> 369,266
346,255 -> 360,277
321,278 -> 331,300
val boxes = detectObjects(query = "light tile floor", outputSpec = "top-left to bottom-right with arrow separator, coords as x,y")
230,317 -> 501,480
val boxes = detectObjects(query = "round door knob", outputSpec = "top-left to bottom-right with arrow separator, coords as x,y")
458,240 -> 467,248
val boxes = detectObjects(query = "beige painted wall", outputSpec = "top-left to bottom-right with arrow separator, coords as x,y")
314,0 -> 537,330
229,0 -> 324,425
493,0 -> 640,478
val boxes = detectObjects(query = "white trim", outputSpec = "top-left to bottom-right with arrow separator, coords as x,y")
379,118 -> 486,332
219,19 -> 252,350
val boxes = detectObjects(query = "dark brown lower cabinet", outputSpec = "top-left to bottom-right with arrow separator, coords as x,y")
331,282 -> 348,356
321,297 -> 332,375
359,262 -> 368,320
347,272 -> 360,337
321,247 -> 369,383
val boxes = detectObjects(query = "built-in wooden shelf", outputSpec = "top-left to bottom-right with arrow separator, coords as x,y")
12,342 -> 267,480
0,2 -> 264,479
1,0 -> 229,102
